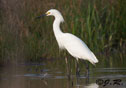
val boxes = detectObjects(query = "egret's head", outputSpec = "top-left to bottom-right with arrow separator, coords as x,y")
36,9 -> 64,22
45,9 -> 61,16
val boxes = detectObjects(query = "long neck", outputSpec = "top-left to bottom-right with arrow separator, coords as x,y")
53,18 -> 63,37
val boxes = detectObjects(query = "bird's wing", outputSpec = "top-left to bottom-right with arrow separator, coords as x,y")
63,33 -> 90,51
62,33 -> 98,64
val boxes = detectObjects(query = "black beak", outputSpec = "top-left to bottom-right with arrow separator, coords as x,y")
35,14 -> 46,19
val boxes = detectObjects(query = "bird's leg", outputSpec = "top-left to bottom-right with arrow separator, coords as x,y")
75,59 -> 80,77
65,57 -> 71,80
83,60 -> 89,78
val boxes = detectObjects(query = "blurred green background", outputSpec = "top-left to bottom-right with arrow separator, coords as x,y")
0,0 -> 126,64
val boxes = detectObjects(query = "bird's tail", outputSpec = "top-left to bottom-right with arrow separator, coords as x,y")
89,52 -> 99,65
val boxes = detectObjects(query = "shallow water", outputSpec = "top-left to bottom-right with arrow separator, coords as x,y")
0,57 -> 126,88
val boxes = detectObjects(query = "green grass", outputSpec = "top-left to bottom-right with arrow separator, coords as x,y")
0,0 -> 126,63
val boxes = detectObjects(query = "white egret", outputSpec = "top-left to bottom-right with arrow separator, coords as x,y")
36,9 -> 98,76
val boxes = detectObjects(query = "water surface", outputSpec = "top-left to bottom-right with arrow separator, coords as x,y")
0,57 -> 126,88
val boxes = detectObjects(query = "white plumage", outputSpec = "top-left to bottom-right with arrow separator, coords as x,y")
45,9 -> 98,65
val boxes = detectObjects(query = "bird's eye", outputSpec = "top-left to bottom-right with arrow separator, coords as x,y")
46,12 -> 50,15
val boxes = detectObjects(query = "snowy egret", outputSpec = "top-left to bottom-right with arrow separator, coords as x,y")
36,9 -> 98,76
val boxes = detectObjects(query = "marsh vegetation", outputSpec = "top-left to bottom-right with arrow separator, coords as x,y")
0,0 -> 126,64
